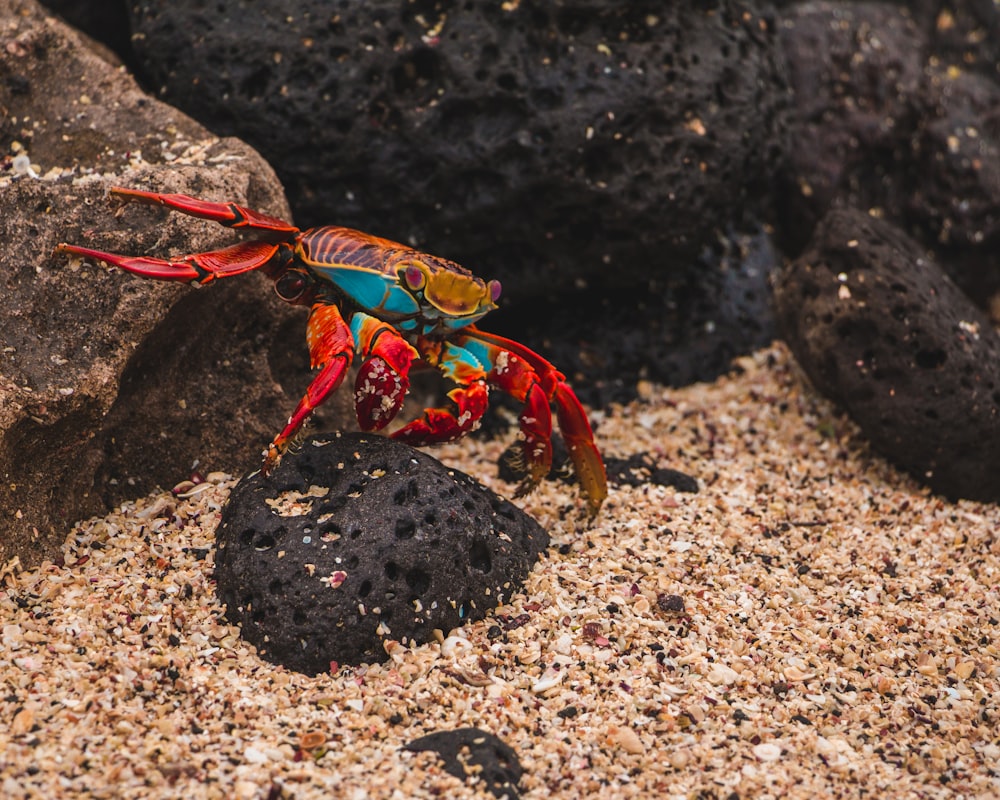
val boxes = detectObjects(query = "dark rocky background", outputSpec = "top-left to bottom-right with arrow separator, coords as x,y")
3,0 -> 999,566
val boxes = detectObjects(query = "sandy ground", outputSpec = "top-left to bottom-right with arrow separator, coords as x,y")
2,343 -> 998,799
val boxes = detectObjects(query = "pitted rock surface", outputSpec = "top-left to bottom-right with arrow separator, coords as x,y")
774,2 -> 1000,303
0,0 -> 300,569
774,3 -> 925,254
405,728 -> 523,800
214,433 -> 550,674
909,66 -> 1000,251
125,1 -> 787,301
773,208 -> 1000,502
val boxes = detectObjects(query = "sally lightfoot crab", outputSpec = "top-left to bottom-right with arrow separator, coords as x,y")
56,187 -> 607,517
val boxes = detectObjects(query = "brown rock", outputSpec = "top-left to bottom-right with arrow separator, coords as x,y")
0,0 -> 348,569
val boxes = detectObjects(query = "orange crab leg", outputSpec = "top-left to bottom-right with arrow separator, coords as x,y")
457,326 -> 607,518
351,312 -> 419,431
262,302 -> 355,473
391,339 -> 490,444
108,187 -> 299,237
55,240 -> 282,284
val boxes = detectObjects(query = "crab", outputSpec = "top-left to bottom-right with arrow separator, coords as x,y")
56,187 -> 607,517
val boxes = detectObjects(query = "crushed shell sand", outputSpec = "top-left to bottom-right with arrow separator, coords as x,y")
2,344 -> 999,799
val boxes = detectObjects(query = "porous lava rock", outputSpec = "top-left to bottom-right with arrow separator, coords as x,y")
773,207 -> 1000,502
486,226 -> 779,406
124,1 -> 787,298
214,433 -> 550,674
774,2 -> 925,254
405,728 -> 523,800
774,1 -> 1000,305
908,65 -> 1000,252
0,0 -> 317,569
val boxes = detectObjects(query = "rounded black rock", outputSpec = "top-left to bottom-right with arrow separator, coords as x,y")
214,433 -> 549,675
773,207 -> 1000,502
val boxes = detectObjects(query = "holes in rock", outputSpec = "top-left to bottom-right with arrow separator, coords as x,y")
254,533 -> 276,551
358,580 -> 372,598
469,538 -> 492,574
394,479 -> 419,505
423,511 -> 437,525
395,517 -> 417,539
385,561 -> 399,580
529,87 -> 562,110
293,609 -> 308,626
251,607 -> 267,623
268,578 -> 283,595
405,568 -> 431,595
497,72 -> 517,91
391,48 -> 441,95
238,65 -> 273,101
347,555 -> 360,569
319,496 -> 348,514
349,527 -> 363,540
915,349 -> 947,369
800,279 -> 820,300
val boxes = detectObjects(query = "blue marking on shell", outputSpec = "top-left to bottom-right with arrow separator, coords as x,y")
458,338 -> 494,369
349,311 -> 373,343
399,318 -> 419,331
313,265 -> 420,316
438,342 -> 485,382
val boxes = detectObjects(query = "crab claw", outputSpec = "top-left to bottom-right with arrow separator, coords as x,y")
351,314 -> 419,431
392,381 -> 490,443
513,382 -> 554,496
553,383 -> 607,520
355,353 -> 411,431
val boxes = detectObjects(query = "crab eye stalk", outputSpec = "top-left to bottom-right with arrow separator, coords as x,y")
274,270 -> 310,302
402,263 -> 426,292
488,279 -> 502,304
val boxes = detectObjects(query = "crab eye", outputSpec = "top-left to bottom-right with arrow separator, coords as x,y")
403,264 -> 426,291
488,279 -> 502,303
274,270 -> 310,302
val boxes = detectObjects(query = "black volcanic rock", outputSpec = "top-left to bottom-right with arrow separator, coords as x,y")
214,433 -> 550,674
775,2 -> 924,253
124,1 -> 787,300
773,207 -> 1000,502
405,728 -> 523,800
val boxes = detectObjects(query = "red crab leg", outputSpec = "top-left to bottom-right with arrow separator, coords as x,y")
55,241 -> 281,284
109,187 -> 299,237
391,339 -> 490,444
261,302 -> 355,474
351,312 -> 419,431
458,326 -> 608,518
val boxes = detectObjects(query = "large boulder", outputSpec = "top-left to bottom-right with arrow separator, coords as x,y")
0,0 -> 343,569
774,207 -> 1000,502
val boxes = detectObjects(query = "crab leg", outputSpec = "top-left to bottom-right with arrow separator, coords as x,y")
457,326 -> 607,518
261,303 -> 355,473
391,339 -> 490,444
55,240 -> 282,284
350,312 -> 419,431
109,187 -> 299,237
